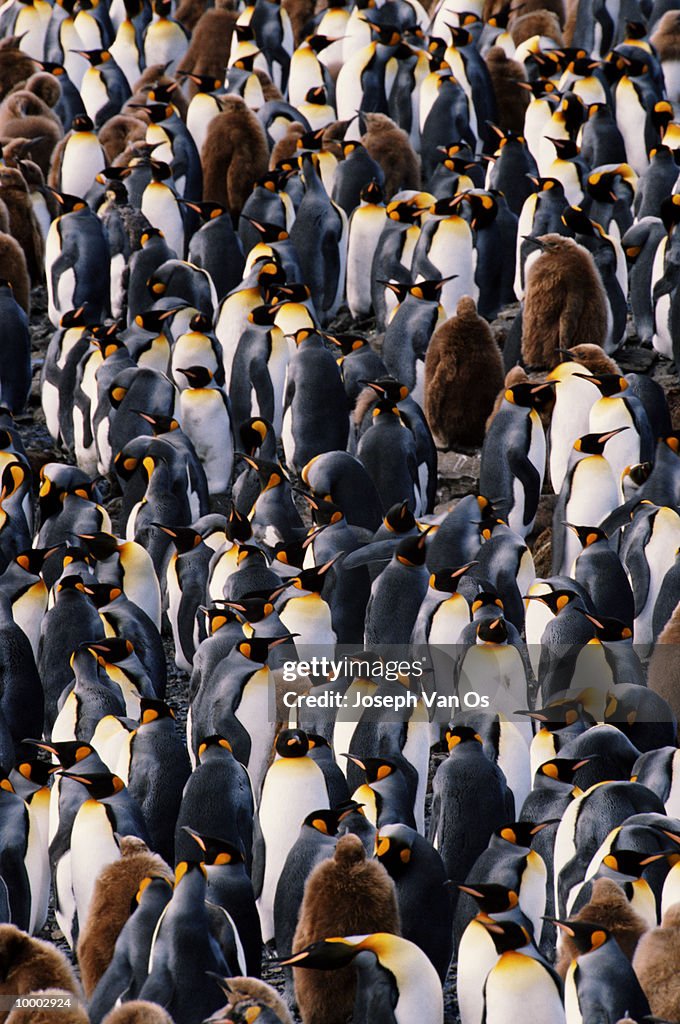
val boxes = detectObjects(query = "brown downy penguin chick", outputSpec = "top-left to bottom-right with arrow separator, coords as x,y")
361,113 -> 420,200
486,365 -> 529,431
632,902 -> 680,1021
554,878 -> 648,978
101,1003 -> 174,1024
0,233 -> 30,315
211,977 -> 294,1024
424,295 -> 505,449
0,926 -> 82,1022
651,11 -> 680,62
201,96 -> 269,218
292,833 -> 401,1024
98,114 -> 147,163
565,343 -> 621,376
22,72 -> 62,111
174,0 -> 208,31
0,197 -> 9,233
6,990 -> 90,1024
270,120 -> 307,169
509,0 -> 565,25
485,47 -> 529,135
285,0 -> 316,45
76,836 -> 173,998
521,234 -> 608,368
0,42 -> 36,102
648,606 -> 680,733
510,10 -> 564,45
178,0 -> 238,92
0,165 -> 43,284
0,91 -> 63,176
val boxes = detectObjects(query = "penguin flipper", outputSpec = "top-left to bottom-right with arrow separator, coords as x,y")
507,449 -> 541,529
625,537 -> 652,618
250,810 -> 266,900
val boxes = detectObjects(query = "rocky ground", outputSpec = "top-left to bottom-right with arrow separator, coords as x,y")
24,285 -> 677,1023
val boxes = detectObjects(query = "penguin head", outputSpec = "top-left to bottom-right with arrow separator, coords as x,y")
504,380 -> 557,410
236,454 -> 287,492
0,460 -> 27,501
562,523 -> 608,548
573,427 -> 629,455
175,364 -> 214,388
279,937 -> 361,970
287,558 -> 338,595
456,882 -> 519,913
382,501 -> 417,534
12,758 -> 51,788
14,545 -> 62,576
70,113 -> 94,134
344,754 -> 397,783
454,189 -> 498,230
216,594 -> 276,623
84,637 -> 135,666
428,563 -> 477,594
362,376 -> 409,404
235,634 -> 296,664
273,538 -> 307,570
577,610 -> 633,642
72,48 -> 112,67
23,739 -> 95,769
470,592 -> 504,616
573,372 -> 628,397
55,574 -> 88,596
134,409 -> 180,435
394,529 -> 431,567
304,494 -> 344,526
523,588 -> 582,616
74,529 -> 119,559
385,199 -> 425,224
445,725 -> 483,750
57,770 -> 125,799
660,193 -> 680,233
275,728 -> 309,758
238,417 -> 272,457
302,807 -> 342,836
197,735 -> 233,761
241,215 -> 289,243
181,826 -> 245,866
177,71 -> 223,93
476,617 -> 508,645
599,848 -> 670,880
479,918 -> 534,953
139,698 -> 175,725
152,523 -> 203,554
360,179 -> 384,205
549,918 -> 611,953
493,820 -> 558,848
535,757 -> 591,787
225,506 -> 252,544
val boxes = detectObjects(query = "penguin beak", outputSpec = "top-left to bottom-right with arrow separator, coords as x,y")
543,918 -> 576,937
521,234 -> 547,251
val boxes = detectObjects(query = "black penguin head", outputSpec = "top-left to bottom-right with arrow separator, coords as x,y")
12,759 -> 52,788
197,735 -> 233,760
74,529 -> 119,559
276,728 -> 310,758
72,48 -> 112,67
493,820 -> 558,847
71,113 -> 94,132
573,427 -> 628,455
241,215 -> 289,243
479,918 -> 534,954
235,634 -> 296,664
279,937 -> 361,970
344,754 -> 397,783
523,588 -> 581,615
428,562 -> 477,593
599,848 -> 669,880
83,637 -> 135,665
573,372 -> 628,397
535,757 -> 591,785
225,505 -> 252,543
476,617 -> 508,645
321,330 -> 369,356
287,558 -> 338,595
360,179 -> 384,204
236,454 -> 286,490
445,726 -> 483,750
456,882 -> 519,912
562,523 -> 608,548
577,610 -> 633,642
549,918 -> 611,954
23,739 -> 95,768
395,529 -> 431,567
152,523 -> 203,553
216,594 -> 276,623
375,828 -> 415,873
471,591 -> 504,615
139,698 -> 175,725
181,826 -> 245,866
304,493 -> 344,526
57,770 -> 125,799
176,365 -> 214,388
382,501 -> 417,534
504,380 -> 558,410
238,417 -> 272,456
362,376 -> 409,403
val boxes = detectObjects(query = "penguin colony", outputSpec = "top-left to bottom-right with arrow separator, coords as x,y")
4,0 -> 680,1022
